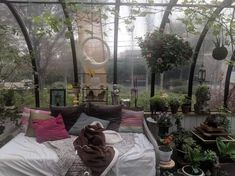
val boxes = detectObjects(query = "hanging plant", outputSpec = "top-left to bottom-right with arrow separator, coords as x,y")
138,29 -> 193,73
212,37 -> 228,61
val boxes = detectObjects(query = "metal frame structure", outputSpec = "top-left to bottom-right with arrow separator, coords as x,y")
3,1 -> 40,107
1,0 -> 235,108
187,0 -> 233,107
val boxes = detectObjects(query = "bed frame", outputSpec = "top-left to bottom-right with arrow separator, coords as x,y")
143,118 -> 160,176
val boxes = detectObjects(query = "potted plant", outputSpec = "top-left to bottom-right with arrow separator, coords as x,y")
169,97 -> 181,114
182,146 -> 217,176
157,112 -> 173,137
173,129 -> 197,162
181,96 -> 191,114
150,93 -> 169,113
159,135 -> 174,163
138,30 -> 193,73
216,137 -> 235,162
194,85 -> 210,114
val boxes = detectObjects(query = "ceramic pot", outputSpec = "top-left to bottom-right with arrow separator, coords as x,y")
159,146 -> 173,162
170,105 -> 179,114
181,104 -> 191,114
182,165 -> 205,176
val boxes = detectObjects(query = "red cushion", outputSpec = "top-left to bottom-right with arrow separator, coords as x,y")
32,114 -> 69,143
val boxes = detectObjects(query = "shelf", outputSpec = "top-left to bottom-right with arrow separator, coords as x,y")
192,130 -> 235,144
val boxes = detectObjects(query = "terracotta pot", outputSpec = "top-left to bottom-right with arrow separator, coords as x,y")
159,146 -> 173,162
182,165 -> 205,176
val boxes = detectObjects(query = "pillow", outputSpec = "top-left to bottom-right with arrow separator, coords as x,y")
86,103 -> 122,131
119,109 -> 144,133
69,113 -> 110,136
20,107 -> 50,133
32,114 -> 69,143
50,104 -> 86,131
25,110 -> 52,137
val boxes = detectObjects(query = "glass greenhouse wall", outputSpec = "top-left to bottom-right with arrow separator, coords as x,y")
1,0 -> 235,112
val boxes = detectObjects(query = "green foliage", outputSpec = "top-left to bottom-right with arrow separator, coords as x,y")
138,30 -> 193,73
173,113 -> 183,131
2,89 -> 15,106
157,113 -> 173,128
181,96 -> 191,105
195,85 -> 210,102
216,137 -> 235,161
168,97 -> 181,107
32,11 -> 63,37
180,0 -> 235,50
0,23 -> 30,81
187,146 -> 217,174
150,93 -> 169,111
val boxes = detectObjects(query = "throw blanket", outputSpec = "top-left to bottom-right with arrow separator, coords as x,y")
73,123 -> 119,176
45,136 -> 78,176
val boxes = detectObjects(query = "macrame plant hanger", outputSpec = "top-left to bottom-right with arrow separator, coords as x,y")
81,1 -> 110,71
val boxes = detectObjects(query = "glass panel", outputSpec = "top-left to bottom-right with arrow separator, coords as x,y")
0,4 -> 34,109
121,0 -> 170,3
14,3 -> 73,107
71,4 -> 115,104
117,5 -> 165,110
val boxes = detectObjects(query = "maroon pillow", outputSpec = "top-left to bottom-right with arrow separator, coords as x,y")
86,103 -> 122,131
50,104 -> 86,130
32,114 -> 70,143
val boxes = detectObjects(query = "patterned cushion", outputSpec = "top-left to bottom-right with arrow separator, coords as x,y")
119,109 -> 144,133
20,107 -> 50,133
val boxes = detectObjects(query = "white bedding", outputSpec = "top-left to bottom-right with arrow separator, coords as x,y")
109,133 -> 156,176
0,133 -> 155,176
0,133 -> 59,176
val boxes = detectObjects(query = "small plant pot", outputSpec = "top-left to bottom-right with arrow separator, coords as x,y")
159,146 -> 173,162
176,148 -> 187,159
181,104 -> 191,114
170,105 -> 179,114
182,165 -> 204,176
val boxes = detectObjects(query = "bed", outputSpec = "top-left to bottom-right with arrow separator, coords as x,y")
0,105 -> 160,176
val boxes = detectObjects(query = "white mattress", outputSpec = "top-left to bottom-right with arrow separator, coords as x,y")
0,133 -> 155,176
0,133 -> 59,176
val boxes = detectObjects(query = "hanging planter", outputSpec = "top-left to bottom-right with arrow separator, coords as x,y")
212,37 -> 228,61
138,30 -> 193,73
